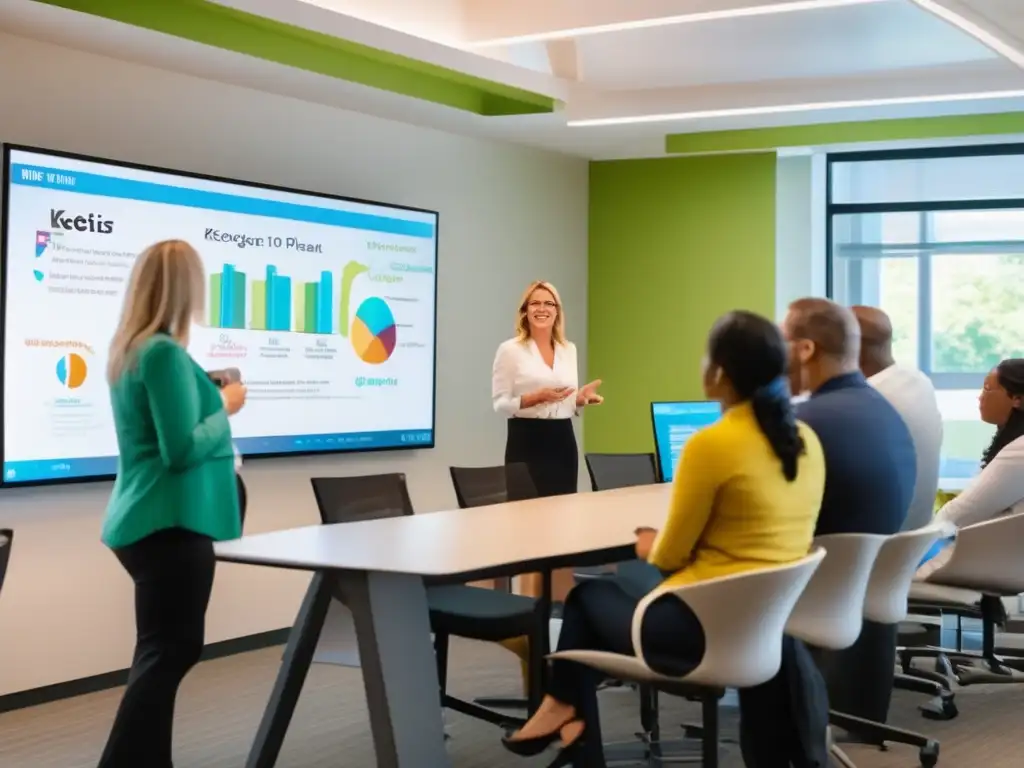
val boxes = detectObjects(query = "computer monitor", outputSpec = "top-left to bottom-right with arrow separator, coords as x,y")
650,401 -> 724,482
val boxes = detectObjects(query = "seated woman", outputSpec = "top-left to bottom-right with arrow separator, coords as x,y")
501,310 -> 826,767
917,358 -> 1024,580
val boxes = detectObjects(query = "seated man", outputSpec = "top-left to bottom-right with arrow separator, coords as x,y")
853,305 -> 943,532
739,298 -> 917,768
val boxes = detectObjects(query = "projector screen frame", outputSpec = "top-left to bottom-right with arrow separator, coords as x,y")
0,143 -> 440,488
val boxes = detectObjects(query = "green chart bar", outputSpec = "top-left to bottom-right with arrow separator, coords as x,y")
209,273 -> 222,328
251,279 -> 267,331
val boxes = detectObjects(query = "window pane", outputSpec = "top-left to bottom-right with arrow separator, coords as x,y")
879,257 -> 918,367
831,152 -> 1024,205
931,209 -> 1024,243
931,252 -> 1024,373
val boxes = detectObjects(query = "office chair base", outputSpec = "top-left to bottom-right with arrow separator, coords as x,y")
830,711 -> 940,766
446,695 -> 525,728
473,696 -> 528,710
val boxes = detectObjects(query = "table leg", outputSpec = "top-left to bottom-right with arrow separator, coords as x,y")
245,572 -> 332,768
340,570 -> 448,768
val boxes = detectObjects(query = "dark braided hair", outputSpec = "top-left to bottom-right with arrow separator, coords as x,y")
708,311 -> 805,481
981,359 -> 1024,468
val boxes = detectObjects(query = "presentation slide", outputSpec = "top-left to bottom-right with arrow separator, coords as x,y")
650,401 -> 723,482
1,146 -> 438,485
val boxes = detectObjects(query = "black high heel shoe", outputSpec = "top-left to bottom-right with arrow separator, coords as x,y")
501,727 -> 562,757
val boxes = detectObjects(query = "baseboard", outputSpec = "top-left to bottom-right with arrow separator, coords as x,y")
0,627 -> 289,714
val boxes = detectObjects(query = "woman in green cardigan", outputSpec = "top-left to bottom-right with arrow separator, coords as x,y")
98,240 -> 247,768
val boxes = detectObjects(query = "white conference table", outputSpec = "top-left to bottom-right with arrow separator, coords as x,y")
214,482 -> 674,768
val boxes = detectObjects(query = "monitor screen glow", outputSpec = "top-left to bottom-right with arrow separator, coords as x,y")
650,401 -> 723,482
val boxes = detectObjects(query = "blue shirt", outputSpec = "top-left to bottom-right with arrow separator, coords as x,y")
797,372 -> 917,536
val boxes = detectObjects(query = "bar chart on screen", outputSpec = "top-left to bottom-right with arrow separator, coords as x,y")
207,259 -> 367,335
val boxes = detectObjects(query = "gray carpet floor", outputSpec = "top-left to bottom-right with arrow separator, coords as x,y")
0,637 -> 1019,767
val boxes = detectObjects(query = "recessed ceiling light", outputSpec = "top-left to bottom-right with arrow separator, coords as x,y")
566,90 -> 1024,127
909,0 -> 1024,69
465,0 -> 888,47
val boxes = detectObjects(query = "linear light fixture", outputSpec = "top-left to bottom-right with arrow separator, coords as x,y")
567,90 -> 1024,127
909,0 -> 1024,69
464,0 -> 888,47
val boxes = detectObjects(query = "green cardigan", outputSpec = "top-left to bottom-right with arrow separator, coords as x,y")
101,335 -> 241,549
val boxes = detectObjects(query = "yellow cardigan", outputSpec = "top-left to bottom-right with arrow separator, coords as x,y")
649,402 -> 826,589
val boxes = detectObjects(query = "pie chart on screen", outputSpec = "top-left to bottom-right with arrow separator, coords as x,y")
56,353 -> 88,389
351,297 -> 397,364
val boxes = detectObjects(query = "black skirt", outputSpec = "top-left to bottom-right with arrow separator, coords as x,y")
505,417 -> 579,497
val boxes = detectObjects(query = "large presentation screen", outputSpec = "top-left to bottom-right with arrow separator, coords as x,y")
0,146 -> 438,486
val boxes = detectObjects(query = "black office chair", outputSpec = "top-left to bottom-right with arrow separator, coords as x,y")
449,464 -> 542,714
580,452 -> 660,585
0,529 -> 12,597
311,474 -> 544,728
585,452 -> 658,491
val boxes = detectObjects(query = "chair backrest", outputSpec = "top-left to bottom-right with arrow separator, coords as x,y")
310,474 -> 414,525
929,511 -> 1024,593
449,463 -> 537,508
0,529 -> 12,596
785,533 -> 887,650
584,453 -> 658,491
864,523 -> 947,624
632,548 -> 826,688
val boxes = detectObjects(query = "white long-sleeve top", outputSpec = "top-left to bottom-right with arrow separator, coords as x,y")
917,434 -> 1024,580
492,337 -> 579,419
869,364 -> 944,532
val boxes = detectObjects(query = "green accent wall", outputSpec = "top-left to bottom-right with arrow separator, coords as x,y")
666,112 -> 1024,155
38,0 -> 556,116
586,154 -> 777,452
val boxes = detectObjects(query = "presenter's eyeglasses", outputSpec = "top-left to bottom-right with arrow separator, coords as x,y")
528,300 -> 558,310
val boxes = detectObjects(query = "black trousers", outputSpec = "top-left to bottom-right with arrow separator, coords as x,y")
505,417 -> 578,497
98,528 -> 215,768
738,638 -> 831,768
815,620 -> 898,724
548,575 -> 706,767
236,472 -> 248,529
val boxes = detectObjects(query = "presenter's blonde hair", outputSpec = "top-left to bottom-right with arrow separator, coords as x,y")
107,240 -> 206,383
515,280 -> 566,345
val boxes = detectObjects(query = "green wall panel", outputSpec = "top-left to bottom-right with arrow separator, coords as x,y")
586,154 -> 777,452
666,112 -> 1024,154
38,0 -> 556,116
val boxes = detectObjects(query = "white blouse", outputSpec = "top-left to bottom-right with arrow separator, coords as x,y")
917,434 -> 1024,581
492,338 -> 579,420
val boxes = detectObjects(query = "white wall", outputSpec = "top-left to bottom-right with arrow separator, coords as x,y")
0,33 -> 589,697
775,152 -> 827,319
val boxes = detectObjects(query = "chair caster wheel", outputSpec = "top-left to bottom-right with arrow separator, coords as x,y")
919,740 -> 940,767
920,695 -> 957,721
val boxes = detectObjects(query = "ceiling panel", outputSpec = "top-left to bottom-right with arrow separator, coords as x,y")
577,0 -> 1000,89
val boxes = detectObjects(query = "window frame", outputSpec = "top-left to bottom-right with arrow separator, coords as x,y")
825,143 -> 1024,390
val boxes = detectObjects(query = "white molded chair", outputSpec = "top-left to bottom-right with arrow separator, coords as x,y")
784,534 -> 886,768
827,525 -> 947,768
550,549 -> 826,767
903,511 -> 1024,687
786,533 -> 887,648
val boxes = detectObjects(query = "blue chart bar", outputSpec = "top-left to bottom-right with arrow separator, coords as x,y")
272,273 -> 292,331
265,265 -> 277,330
317,271 -> 333,334
221,264 -> 236,328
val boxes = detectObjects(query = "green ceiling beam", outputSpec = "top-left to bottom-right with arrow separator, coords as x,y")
665,112 -> 1024,155
37,0 -> 557,116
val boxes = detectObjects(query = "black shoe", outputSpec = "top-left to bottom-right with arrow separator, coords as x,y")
501,727 -> 561,757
